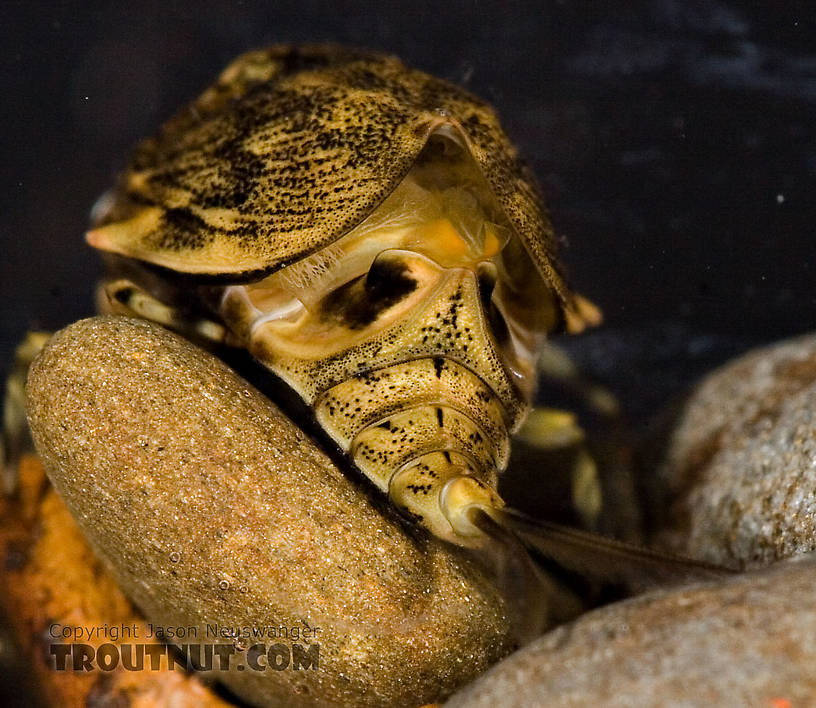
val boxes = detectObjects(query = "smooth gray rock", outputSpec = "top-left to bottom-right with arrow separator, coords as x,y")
652,333 -> 816,568
446,557 -> 816,708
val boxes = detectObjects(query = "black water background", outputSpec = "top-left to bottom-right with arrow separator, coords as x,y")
0,1 -> 814,704
2,1 -> 814,418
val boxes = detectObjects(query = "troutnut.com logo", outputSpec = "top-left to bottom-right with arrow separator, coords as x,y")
48,622 -> 321,672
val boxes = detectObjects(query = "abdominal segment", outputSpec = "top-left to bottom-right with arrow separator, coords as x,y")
313,357 -> 512,543
319,360 -> 509,543
219,254 -> 520,543
313,358 -> 509,468
213,147 -> 553,542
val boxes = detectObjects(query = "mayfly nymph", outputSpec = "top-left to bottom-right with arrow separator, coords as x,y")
83,44 -> 728,584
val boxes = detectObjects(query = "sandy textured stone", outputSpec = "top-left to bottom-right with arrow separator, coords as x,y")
0,455 -> 232,708
26,316 -> 512,708
650,333 -> 816,568
446,556 -> 816,707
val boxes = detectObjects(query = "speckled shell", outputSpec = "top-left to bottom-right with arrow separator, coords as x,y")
89,44 -> 574,309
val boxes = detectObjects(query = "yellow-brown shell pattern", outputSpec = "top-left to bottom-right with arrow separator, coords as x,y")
89,44 -> 576,313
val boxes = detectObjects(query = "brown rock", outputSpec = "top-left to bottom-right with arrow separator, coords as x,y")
446,557 -> 816,707
26,316 -> 512,708
0,455 -> 232,707
650,333 -> 816,568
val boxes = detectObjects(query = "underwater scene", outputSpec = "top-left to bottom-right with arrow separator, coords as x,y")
1,2 -> 814,706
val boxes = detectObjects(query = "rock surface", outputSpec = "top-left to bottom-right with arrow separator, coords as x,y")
446,556 -> 816,707
26,316 -> 512,708
649,333 -> 816,568
0,454 -> 232,707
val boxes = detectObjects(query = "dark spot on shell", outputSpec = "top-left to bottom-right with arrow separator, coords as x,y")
321,258 -> 417,329
163,207 -> 208,235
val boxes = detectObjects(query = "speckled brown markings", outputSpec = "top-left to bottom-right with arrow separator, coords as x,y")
87,44 -> 598,546
88,44 -> 575,312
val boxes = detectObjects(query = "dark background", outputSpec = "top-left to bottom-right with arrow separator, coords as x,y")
0,2 -> 814,704
2,1 -> 814,424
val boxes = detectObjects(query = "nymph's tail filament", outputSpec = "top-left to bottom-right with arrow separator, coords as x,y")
470,506 -> 735,591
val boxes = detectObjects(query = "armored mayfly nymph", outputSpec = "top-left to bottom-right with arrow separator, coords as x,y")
82,44 -> 727,584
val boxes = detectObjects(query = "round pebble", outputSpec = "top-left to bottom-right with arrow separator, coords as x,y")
26,316 -> 512,708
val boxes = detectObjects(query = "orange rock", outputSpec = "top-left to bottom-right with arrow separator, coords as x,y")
0,455 -> 232,707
